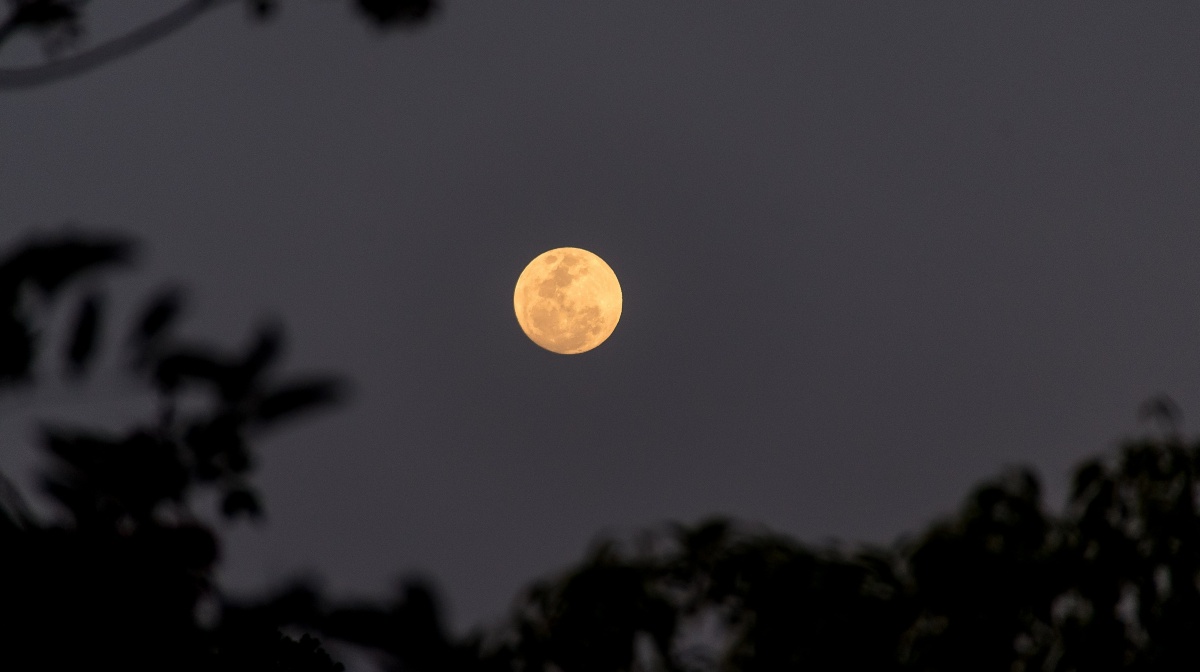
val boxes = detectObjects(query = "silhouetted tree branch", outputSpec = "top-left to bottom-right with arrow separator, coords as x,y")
0,0 -> 230,90
0,0 -> 437,90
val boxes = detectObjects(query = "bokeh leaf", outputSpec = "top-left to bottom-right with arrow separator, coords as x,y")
254,379 -> 342,424
0,236 -> 131,298
64,292 -> 102,378
129,286 -> 184,363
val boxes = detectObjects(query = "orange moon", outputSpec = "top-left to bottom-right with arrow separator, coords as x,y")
513,247 -> 622,354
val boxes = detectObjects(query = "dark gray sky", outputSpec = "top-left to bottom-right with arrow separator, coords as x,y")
4,1 -> 1200,633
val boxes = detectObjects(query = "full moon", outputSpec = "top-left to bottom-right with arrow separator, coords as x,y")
513,247 -> 622,354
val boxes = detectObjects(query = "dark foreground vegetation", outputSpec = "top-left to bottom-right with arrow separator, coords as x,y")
3,232 -> 1200,672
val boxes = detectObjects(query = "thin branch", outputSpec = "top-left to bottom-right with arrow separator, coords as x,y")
0,0 -> 234,91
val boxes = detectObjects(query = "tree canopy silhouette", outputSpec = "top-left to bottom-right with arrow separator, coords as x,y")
5,231 -> 1200,671
0,230 -> 346,670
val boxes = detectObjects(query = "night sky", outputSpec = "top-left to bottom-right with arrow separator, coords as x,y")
4,1 -> 1200,634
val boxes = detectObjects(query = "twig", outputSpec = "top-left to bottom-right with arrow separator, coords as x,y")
0,0 -> 234,91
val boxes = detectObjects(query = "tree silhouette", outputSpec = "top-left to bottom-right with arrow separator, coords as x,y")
460,435 -> 1200,672
5,229 -> 1200,672
0,0 -> 437,90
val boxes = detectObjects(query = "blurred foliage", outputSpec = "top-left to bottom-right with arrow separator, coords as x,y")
0,231 -> 345,670
456,434 -> 1200,672
5,230 -> 1200,671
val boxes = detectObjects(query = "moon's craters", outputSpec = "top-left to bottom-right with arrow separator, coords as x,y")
514,248 -> 622,354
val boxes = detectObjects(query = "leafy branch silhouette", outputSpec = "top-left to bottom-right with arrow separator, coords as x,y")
0,230 -> 345,670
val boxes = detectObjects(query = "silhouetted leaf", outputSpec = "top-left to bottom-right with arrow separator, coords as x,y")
0,235 -> 131,298
129,286 -> 184,361
5,1 -> 80,33
242,321 -> 283,376
1071,459 -> 1107,504
355,0 -> 437,26
0,313 -> 35,384
247,0 -> 279,20
0,235 -> 128,384
1139,394 -> 1183,434
0,470 -> 32,531
221,487 -> 262,521
254,379 -> 342,423
152,348 -> 231,393
64,292 -> 102,377
220,321 -> 284,402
